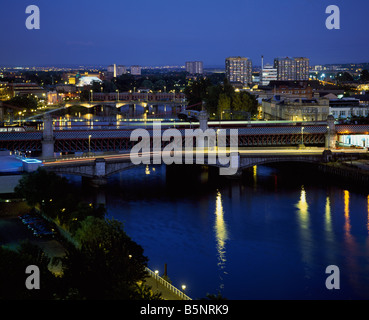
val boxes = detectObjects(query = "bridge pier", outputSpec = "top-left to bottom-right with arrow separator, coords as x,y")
41,115 -> 55,159
82,176 -> 108,187
197,110 -> 209,148
90,158 -> 108,186
90,177 -> 108,187
326,115 -> 337,149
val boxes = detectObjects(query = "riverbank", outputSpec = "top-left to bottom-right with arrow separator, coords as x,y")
319,159 -> 369,186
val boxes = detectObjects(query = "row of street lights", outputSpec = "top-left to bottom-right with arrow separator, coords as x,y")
154,269 -> 187,295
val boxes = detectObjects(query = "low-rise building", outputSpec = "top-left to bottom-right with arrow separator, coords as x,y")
0,82 -> 11,101
329,98 -> 369,119
262,97 -> 330,121
9,83 -> 46,99
261,80 -> 314,99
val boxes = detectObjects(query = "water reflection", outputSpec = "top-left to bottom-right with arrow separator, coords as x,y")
343,190 -> 362,294
68,162 -> 369,299
325,196 -> 333,237
296,185 -> 312,268
214,191 -> 228,290
145,165 -> 150,175
344,190 -> 352,238
253,165 -> 257,188
296,186 -> 309,229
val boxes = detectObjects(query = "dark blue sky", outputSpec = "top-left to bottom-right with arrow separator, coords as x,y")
0,0 -> 368,67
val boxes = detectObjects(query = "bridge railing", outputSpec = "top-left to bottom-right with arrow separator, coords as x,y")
145,267 -> 192,300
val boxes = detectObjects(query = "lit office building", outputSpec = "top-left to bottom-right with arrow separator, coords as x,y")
274,57 -> 296,81
225,56 -> 252,87
274,57 -> 310,81
295,57 -> 310,81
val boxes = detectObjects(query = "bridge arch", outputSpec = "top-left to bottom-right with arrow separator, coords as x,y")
237,156 -> 325,171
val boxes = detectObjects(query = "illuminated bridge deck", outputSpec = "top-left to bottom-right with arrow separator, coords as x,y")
0,123 -> 368,153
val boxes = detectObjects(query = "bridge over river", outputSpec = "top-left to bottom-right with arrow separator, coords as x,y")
1,115 -> 369,155
1,114 -> 369,184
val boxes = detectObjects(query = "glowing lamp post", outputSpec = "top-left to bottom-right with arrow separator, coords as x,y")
88,135 -> 91,155
155,270 -> 159,290
301,127 -> 304,145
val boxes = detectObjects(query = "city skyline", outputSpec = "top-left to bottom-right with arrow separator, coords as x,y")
0,0 -> 368,67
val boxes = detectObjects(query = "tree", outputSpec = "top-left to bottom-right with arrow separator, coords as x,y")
58,217 -> 149,299
0,242 -> 59,299
360,69 -> 369,82
64,202 -> 106,235
15,169 -> 104,230
232,91 -> 258,116
206,85 -> 222,116
7,95 -> 38,111
15,169 -> 72,219
142,79 -> 154,90
184,78 -> 212,108
336,72 -> 354,83
218,93 -> 231,119
153,80 -> 166,92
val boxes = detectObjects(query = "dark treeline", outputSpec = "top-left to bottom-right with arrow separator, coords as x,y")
0,169 -> 161,300
184,78 -> 258,120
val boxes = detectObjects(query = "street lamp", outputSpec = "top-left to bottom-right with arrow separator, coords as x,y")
182,285 -> 186,293
155,270 -> 159,290
301,127 -> 304,146
88,135 -> 91,155
327,126 -> 330,150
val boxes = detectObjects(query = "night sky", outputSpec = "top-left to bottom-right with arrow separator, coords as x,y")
0,0 -> 368,67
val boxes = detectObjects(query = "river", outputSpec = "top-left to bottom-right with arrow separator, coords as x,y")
66,163 -> 369,300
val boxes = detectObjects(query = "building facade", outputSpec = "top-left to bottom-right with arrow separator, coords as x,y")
295,57 -> 310,81
274,57 -> 310,81
274,57 -> 296,81
107,64 -> 116,77
268,80 -> 314,99
225,57 -> 252,87
262,97 -> 330,121
130,66 -> 142,76
329,98 -> 369,119
185,61 -> 203,74
116,65 -> 127,76
260,64 -> 278,86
